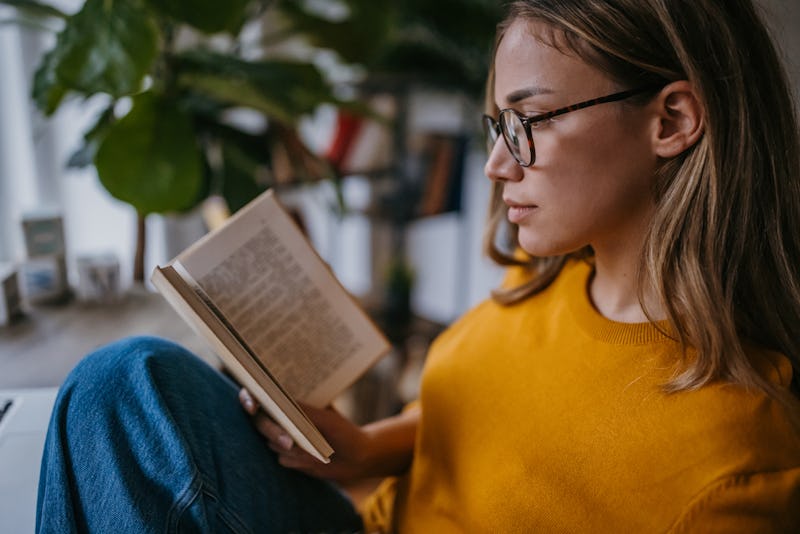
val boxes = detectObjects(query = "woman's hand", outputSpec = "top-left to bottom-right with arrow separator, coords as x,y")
239,388 -> 418,483
239,388 -> 371,482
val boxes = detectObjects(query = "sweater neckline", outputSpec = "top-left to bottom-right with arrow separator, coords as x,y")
564,261 -> 672,345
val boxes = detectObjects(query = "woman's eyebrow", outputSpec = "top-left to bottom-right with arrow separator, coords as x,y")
505,86 -> 554,104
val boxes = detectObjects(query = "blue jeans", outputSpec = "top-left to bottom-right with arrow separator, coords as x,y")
36,336 -> 362,533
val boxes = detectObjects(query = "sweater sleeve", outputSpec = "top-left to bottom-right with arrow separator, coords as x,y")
669,467 -> 800,533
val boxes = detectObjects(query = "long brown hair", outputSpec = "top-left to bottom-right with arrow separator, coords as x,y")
485,0 -> 800,400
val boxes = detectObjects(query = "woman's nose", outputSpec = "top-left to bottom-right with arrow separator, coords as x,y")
484,137 -> 523,183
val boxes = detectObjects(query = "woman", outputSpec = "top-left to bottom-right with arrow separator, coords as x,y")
37,0 -> 800,532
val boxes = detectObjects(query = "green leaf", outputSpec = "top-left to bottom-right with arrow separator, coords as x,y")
32,0 -> 159,114
95,92 -> 204,215
384,0 -> 502,92
32,45 -> 67,113
220,142 -> 269,213
176,52 -> 338,123
144,0 -> 248,34
276,0 -> 501,98
194,120 -> 272,212
67,104 -> 115,168
276,0 -> 394,66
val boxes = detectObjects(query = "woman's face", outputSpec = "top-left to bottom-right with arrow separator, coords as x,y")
485,19 -> 659,258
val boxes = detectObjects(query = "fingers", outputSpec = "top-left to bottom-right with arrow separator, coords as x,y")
253,413 -> 295,451
240,398 -> 354,479
269,442 -> 320,473
238,388 -> 257,415
238,389 -> 296,451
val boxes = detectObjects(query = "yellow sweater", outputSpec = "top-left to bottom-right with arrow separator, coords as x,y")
361,260 -> 800,532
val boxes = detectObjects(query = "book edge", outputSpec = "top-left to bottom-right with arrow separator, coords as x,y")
151,265 -> 334,463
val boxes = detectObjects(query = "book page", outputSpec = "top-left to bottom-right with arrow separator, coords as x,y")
175,190 -> 389,408
151,265 -> 333,463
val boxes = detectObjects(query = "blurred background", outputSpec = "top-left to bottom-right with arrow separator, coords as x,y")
1,0 -> 798,408
0,0 -> 508,323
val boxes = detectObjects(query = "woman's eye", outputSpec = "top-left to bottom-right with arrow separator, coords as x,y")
530,117 -> 557,129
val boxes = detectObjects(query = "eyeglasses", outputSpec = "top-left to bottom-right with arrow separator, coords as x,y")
483,85 -> 660,167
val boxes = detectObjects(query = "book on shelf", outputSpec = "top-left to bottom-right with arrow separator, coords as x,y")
151,189 -> 391,463
417,133 -> 467,218
324,94 -> 396,176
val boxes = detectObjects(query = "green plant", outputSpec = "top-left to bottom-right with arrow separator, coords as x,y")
2,0 -> 501,281
278,0 -> 501,97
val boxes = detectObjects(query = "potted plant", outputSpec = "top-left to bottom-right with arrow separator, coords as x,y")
2,0 -> 500,282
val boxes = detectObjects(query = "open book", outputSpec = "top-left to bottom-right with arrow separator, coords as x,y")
151,190 -> 391,463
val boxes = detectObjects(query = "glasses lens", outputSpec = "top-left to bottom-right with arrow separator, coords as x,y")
499,111 -> 533,166
483,115 -> 500,154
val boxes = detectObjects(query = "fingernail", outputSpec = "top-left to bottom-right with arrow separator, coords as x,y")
278,434 -> 293,451
240,391 -> 254,410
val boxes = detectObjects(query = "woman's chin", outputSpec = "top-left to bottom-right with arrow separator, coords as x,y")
517,232 -> 581,259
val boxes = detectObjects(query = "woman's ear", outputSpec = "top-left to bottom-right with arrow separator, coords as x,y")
651,80 -> 705,158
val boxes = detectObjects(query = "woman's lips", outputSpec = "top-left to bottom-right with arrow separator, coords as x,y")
506,203 -> 537,224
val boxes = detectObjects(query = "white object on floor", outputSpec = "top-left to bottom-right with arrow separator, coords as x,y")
0,387 -> 58,534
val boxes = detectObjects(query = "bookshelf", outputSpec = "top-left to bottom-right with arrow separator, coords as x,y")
325,80 -> 478,324
304,82 -> 481,421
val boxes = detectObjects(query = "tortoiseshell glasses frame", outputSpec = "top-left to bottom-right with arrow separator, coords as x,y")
483,85 -> 661,167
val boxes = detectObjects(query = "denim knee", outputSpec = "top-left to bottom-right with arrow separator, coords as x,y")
59,336 -> 204,409
40,337 -> 362,533
69,334 -> 179,377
